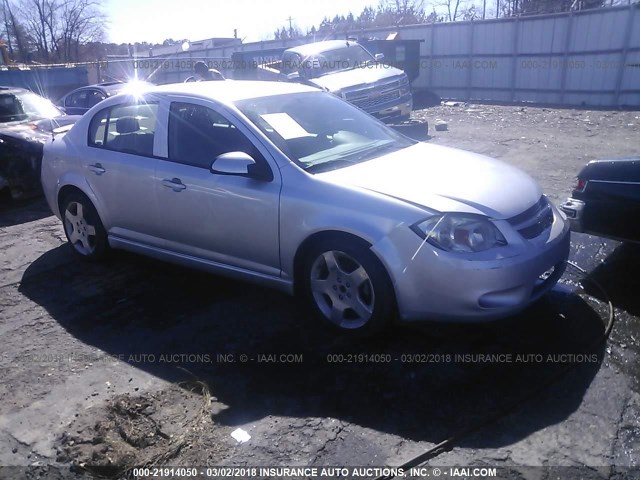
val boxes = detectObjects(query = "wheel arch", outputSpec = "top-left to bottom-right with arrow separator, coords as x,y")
292,230 -> 396,302
55,176 -> 106,226
57,184 -> 93,218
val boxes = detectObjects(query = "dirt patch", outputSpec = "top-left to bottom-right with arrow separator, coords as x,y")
58,383 -> 219,477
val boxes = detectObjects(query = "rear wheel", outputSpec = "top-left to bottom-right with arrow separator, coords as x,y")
61,192 -> 108,260
302,238 -> 395,335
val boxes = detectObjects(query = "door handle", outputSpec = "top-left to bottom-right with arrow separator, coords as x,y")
162,178 -> 187,191
88,163 -> 105,175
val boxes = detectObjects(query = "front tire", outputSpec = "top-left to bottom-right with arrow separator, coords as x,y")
301,238 -> 395,335
61,192 -> 108,260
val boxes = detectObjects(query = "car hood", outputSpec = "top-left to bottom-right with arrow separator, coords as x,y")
309,65 -> 405,93
316,142 -> 542,219
0,115 -> 80,142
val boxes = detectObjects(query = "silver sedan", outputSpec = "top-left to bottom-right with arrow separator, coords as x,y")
41,81 -> 570,334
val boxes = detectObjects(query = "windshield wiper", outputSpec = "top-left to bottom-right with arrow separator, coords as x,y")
305,142 -> 401,173
305,158 -> 359,173
345,142 -> 403,163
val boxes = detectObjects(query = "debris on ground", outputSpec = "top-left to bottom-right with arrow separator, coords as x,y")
434,120 -> 448,131
230,428 -> 251,443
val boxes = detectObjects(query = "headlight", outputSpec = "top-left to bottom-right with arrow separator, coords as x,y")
399,76 -> 410,95
411,214 -> 507,253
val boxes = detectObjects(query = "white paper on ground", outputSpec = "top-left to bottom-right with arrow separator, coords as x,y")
230,428 -> 251,443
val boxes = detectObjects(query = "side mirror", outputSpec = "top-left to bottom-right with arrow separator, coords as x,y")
286,72 -> 301,81
374,53 -> 385,62
210,152 -> 272,181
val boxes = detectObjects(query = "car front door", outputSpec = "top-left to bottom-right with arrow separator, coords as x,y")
153,98 -> 281,276
83,100 -> 162,245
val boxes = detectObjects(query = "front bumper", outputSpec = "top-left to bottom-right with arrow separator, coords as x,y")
559,198 -> 585,233
370,93 -> 413,122
372,208 -> 571,322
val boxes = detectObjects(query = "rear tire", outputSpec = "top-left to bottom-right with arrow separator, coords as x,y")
301,237 -> 395,336
61,192 -> 108,261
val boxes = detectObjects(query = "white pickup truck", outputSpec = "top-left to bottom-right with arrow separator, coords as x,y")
258,40 -> 413,122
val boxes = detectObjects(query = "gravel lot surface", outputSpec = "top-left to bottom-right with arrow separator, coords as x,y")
0,104 -> 639,480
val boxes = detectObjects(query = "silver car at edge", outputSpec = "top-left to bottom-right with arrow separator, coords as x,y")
41,81 -> 571,335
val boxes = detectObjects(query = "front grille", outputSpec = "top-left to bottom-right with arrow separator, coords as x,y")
507,196 -> 554,239
344,79 -> 402,101
351,89 -> 401,110
343,77 -> 407,111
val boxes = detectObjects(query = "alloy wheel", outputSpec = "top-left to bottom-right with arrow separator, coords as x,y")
64,201 -> 97,256
309,250 -> 375,329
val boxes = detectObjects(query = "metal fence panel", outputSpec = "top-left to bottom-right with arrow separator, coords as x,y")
517,17 -> 569,54
473,21 -> 517,55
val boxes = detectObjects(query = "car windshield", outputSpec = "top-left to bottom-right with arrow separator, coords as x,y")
300,44 -> 376,78
0,91 -> 62,123
236,91 -> 415,173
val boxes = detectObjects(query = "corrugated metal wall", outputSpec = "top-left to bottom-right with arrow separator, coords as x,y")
343,3 -> 640,107
113,4 -> 640,108
0,66 -> 88,100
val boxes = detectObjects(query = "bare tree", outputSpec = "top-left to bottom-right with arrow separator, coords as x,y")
377,0 -> 428,24
59,0 -> 104,61
499,0 -> 605,16
436,0 -> 465,21
461,3 -> 479,19
19,0 -> 54,60
1,0 -> 29,61
15,0 -> 103,62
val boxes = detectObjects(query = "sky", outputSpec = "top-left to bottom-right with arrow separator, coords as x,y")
105,0 -> 379,45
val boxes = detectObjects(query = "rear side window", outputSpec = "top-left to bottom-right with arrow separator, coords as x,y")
88,103 -> 158,157
66,91 -> 88,108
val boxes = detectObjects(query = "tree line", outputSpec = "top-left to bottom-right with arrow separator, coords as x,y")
274,0 -> 633,40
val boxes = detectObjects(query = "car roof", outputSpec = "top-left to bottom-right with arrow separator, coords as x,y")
94,82 -> 128,94
148,80 -> 319,103
286,40 -> 360,57
0,86 -> 36,95
63,81 -> 154,98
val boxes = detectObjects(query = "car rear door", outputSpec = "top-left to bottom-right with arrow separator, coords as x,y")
83,99 -> 162,245
153,97 -> 281,276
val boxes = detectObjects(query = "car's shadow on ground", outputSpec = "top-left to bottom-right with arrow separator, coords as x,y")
19,244 -> 609,448
0,196 -> 53,227
582,242 -> 640,317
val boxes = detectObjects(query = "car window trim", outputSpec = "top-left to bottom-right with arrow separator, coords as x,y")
87,100 -> 161,159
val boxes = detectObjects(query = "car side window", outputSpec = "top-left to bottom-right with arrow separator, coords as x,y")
66,91 -> 88,108
88,103 -> 158,157
168,102 -> 265,169
87,90 -> 106,108
281,52 -> 301,75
